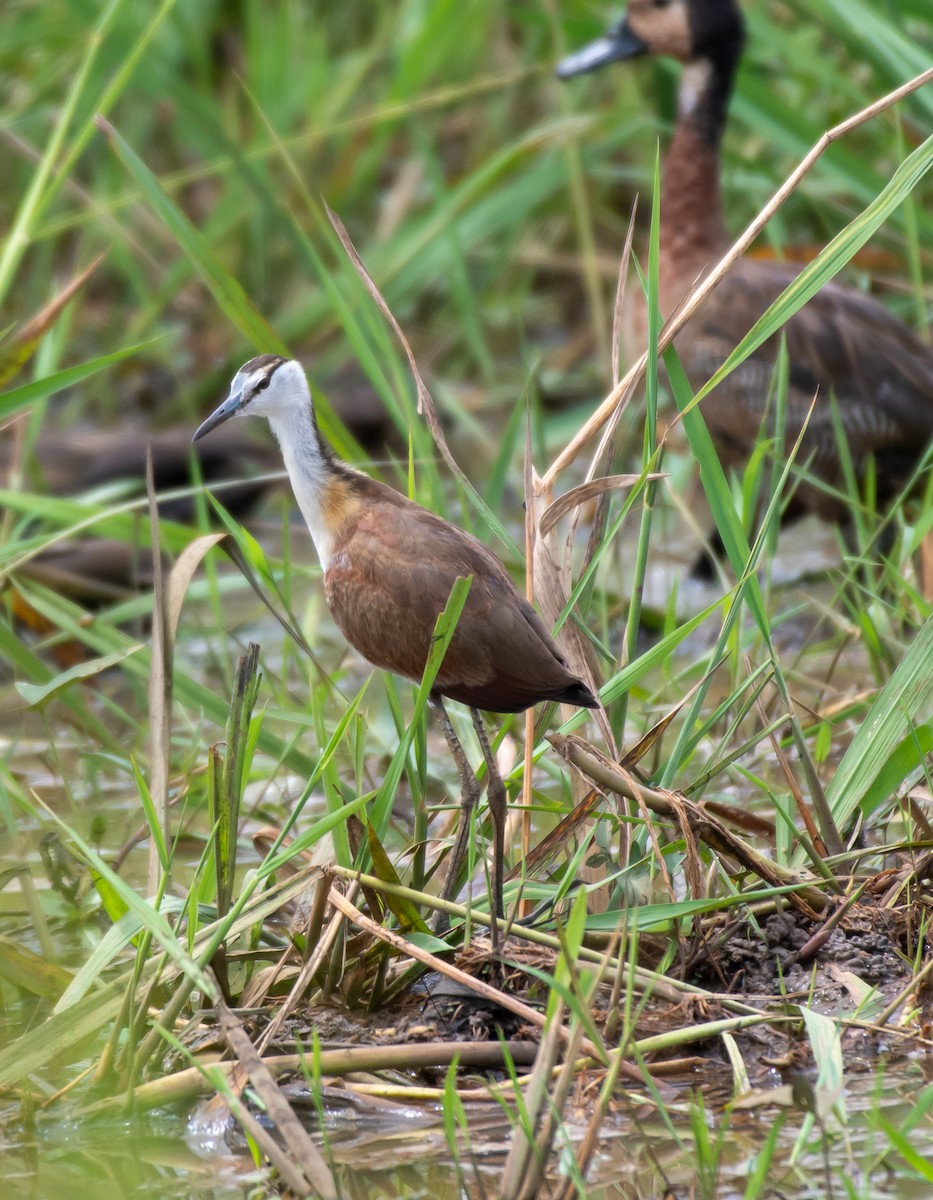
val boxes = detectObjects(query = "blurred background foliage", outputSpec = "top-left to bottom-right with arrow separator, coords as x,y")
3,0 -> 929,446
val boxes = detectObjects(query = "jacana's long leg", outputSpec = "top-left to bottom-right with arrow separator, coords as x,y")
470,708 -> 506,928
432,696 -> 480,932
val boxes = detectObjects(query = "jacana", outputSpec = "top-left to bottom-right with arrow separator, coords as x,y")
559,0 -> 933,567
194,355 -> 599,932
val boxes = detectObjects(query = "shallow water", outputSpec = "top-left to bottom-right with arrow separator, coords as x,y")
5,1055 -> 933,1199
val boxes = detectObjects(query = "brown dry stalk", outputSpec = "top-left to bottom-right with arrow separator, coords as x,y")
327,884 -> 638,1074
520,407 -> 537,914
752,687 -> 826,858
501,991 -> 574,1200
1,254 -> 106,388
217,995 -> 337,1199
146,450 -> 171,896
220,1091 -> 313,1196
539,473 -> 664,537
529,481 -> 610,741
550,733 -> 827,913
325,202 -> 479,509
610,200 -> 638,393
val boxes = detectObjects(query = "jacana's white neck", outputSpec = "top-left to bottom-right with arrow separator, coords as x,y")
266,402 -> 336,570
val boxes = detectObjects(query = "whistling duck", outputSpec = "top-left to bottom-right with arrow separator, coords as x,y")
559,0 -> 933,560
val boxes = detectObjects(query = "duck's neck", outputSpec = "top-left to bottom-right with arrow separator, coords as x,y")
267,402 -> 349,570
660,47 -> 739,290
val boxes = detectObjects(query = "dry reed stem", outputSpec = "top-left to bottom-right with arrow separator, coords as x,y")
550,733 -> 827,911
584,197 -> 640,493
539,472 -> 664,537
145,449 -> 170,895
218,994 -> 337,1199
500,991 -> 570,1200
221,1091 -> 313,1196
524,1007 -> 590,1200
752,681 -> 825,858
1,253 -> 106,388
326,883 -> 616,1065
325,202 -> 480,508
84,1041 -> 541,1117
522,407 -> 536,907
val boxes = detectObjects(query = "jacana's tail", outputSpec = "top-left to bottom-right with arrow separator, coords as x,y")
558,681 -> 600,709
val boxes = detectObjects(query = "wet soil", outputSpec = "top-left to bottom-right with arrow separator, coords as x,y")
693,902 -> 919,1006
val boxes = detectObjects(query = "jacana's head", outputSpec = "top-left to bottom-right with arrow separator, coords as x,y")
557,0 -> 744,78
193,355 -> 308,441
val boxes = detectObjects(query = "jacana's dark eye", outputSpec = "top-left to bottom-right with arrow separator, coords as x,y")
256,377 -> 270,391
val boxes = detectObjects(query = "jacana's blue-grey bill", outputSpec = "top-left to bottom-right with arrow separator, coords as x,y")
192,388 -> 244,442
557,18 -> 649,79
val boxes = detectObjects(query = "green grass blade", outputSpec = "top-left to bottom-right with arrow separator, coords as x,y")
693,133 -> 933,413
0,340 -> 162,421
96,118 -> 285,353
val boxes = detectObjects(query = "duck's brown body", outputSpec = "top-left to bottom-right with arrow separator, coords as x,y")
661,260 -> 933,522
652,109 -> 933,522
323,472 -> 595,712
562,0 -> 933,529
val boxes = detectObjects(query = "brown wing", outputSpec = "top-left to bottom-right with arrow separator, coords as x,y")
675,260 -> 933,510
325,480 -> 596,713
